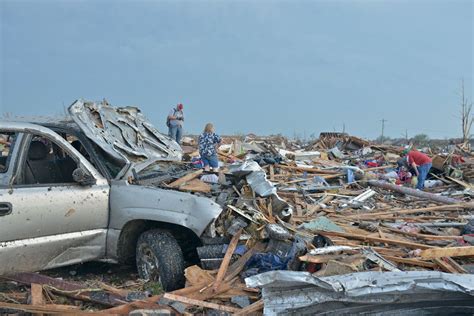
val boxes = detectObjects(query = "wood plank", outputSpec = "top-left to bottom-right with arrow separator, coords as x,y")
443,257 -> 469,274
321,173 -> 345,180
267,200 -> 274,222
347,204 -> 467,218
96,281 -> 130,298
269,165 -> 275,181
224,242 -> 265,282
179,179 -> 211,193
382,226 -> 461,241
298,254 -> 348,264
186,280 -> 235,301
433,258 -> 459,273
420,246 -> 474,259
30,283 -> 44,306
185,265 -> 214,286
314,230 -> 433,249
163,293 -> 241,313
382,255 -> 436,269
276,164 -> 340,174
168,169 -> 203,188
364,164 -> 396,171
234,299 -> 264,316
102,296 -> 175,315
305,195 -> 334,217
446,176 -> 474,190
0,302 -> 87,315
4,272 -> 126,307
169,283 -> 208,297
213,228 -> 242,291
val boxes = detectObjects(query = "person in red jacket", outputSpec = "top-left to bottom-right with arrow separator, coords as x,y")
404,149 -> 432,190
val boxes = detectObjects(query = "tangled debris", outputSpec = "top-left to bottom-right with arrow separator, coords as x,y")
1,132 -> 473,315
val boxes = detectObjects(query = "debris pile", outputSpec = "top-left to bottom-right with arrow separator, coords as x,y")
1,132 -> 474,314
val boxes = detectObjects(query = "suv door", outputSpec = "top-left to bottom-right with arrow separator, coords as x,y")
0,127 -> 110,275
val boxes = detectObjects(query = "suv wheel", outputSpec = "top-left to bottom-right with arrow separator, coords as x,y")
136,229 -> 185,291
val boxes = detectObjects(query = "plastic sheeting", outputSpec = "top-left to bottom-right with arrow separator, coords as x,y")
246,270 -> 474,315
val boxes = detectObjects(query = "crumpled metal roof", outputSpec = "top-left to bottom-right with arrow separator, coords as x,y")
246,270 -> 474,315
69,99 -> 182,170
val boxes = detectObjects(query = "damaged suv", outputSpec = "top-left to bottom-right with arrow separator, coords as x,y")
0,100 -> 223,291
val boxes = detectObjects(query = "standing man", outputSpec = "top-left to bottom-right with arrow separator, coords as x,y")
167,103 -> 184,144
404,148 -> 432,190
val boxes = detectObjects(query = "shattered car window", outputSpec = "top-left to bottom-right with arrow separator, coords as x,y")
59,133 -> 98,170
0,132 -> 17,173
90,142 -> 125,178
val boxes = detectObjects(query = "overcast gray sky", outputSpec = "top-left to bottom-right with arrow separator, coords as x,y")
1,0 -> 472,139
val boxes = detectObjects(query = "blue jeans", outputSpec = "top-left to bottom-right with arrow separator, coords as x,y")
416,163 -> 432,190
168,125 -> 182,144
201,154 -> 219,168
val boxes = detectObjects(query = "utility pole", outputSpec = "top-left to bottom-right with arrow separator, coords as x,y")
380,119 -> 387,143
342,123 -> 346,134
404,129 -> 409,143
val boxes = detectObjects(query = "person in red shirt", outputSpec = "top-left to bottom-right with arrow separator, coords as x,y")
404,149 -> 432,190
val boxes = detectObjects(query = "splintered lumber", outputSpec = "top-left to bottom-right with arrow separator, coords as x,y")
446,176 -> 474,190
213,228 -> 242,291
314,230 -> 433,249
381,255 -> 436,269
269,165 -> 275,180
364,164 -> 396,171
368,180 -> 474,206
102,297 -> 176,315
30,283 -> 44,306
179,179 -> 211,193
433,258 -> 463,274
382,226 -> 461,241
163,293 -> 241,313
299,254 -> 348,264
168,169 -> 203,188
171,283 -> 208,297
444,257 -> 469,273
420,246 -> 474,259
185,265 -> 214,286
225,242 -> 266,282
186,279 -> 235,301
348,204 -> 467,218
3,272 -> 126,306
305,195 -> 335,217
96,281 -> 130,298
322,173 -> 346,180
234,299 -> 264,316
276,164 -> 340,174
0,302 -> 84,315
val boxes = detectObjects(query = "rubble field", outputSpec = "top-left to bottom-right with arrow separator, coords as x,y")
1,132 -> 474,315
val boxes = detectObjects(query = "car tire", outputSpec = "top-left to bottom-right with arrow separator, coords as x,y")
136,229 -> 185,291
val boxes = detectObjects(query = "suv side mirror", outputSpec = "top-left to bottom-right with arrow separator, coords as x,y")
72,168 -> 96,186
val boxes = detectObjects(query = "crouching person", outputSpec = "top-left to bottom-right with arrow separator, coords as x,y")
404,149 -> 432,190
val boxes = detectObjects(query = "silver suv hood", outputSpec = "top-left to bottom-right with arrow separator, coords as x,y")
69,99 -> 182,174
